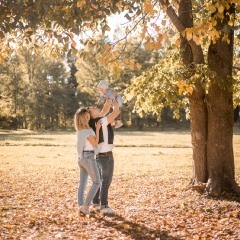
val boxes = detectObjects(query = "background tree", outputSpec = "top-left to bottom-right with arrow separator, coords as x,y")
0,48 -> 78,129
0,54 -> 26,129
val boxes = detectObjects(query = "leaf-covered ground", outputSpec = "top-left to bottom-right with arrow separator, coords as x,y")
0,129 -> 240,239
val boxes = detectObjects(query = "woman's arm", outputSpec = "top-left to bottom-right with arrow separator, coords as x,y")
87,120 -> 101,146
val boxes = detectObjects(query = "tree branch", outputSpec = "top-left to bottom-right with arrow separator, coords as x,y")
158,0 -> 185,33
233,66 -> 240,71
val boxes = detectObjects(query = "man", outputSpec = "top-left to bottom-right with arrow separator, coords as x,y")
88,100 -> 119,214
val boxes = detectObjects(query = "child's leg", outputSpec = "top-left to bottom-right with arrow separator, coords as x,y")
115,108 -> 123,128
116,108 -> 122,121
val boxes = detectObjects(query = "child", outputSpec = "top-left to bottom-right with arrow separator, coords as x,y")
96,79 -> 124,128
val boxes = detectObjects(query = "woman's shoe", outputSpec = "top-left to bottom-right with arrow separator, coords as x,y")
79,205 -> 90,215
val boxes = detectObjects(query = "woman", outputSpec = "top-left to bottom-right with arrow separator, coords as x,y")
74,107 -> 101,215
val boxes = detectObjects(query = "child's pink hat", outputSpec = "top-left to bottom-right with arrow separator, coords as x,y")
97,80 -> 108,89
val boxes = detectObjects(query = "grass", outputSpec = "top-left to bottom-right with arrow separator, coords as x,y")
0,128 -> 240,239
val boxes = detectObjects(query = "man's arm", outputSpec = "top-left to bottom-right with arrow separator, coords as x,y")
99,99 -> 111,117
106,101 -> 120,124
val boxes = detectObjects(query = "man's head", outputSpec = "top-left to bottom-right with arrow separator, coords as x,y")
87,106 -> 100,119
97,80 -> 108,93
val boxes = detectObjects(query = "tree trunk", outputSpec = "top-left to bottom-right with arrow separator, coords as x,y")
178,0 -> 208,184
206,3 -> 239,194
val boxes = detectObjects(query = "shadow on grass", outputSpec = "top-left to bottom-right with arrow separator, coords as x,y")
89,212 -> 181,240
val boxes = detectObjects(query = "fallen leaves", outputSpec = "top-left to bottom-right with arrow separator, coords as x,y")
0,132 -> 240,239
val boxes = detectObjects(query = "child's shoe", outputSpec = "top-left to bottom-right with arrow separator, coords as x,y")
115,120 -> 123,129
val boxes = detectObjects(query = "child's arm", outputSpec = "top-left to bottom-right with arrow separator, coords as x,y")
95,94 -> 104,104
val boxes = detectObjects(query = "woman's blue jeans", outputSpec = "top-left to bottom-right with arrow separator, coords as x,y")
93,152 -> 114,207
77,152 -> 101,207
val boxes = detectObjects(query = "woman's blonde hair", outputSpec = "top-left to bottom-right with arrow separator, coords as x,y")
74,108 -> 90,131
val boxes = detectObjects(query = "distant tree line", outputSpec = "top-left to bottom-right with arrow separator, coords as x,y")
0,39 -> 190,130
0,48 -> 79,130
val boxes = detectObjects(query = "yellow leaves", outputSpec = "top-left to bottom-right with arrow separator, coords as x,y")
162,33 -> 168,40
145,40 -> 154,50
218,5 -> 224,13
0,54 -> 5,62
183,28 -> 201,44
209,29 -> 220,43
175,39 -> 180,47
186,86 -> 193,95
154,81 -> 160,88
112,61 -> 121,78
136,63 -> 142,70
116,1 -> 123,9
104,44 -> 111,51
185,28 -> 193,41
77,0 -> 86,9
228,19 -> 234,26
177,81 -> 193,95
193,34 -> 201,45
125,59 -> 134,69
71,40 -> 77,48
144,3 -> 154,15
116,223 -> 132,230
125,93 -> 134,101
130,59 -> 134,70
222,33 -> 231,44
90,3 -> 98,9
154,42 -> 162,50
209,5 -> 217,13
194,236 -> 200,240
162,5 -> 167,12
69,32 -> 74,39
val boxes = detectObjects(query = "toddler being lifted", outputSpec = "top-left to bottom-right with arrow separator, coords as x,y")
96,80 -> 124,128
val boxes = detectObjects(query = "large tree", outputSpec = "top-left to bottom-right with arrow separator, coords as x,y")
0,0 -> 239,195
123,0 -> 240,195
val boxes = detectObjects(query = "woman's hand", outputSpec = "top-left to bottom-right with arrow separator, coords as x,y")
95,120 -> 102,131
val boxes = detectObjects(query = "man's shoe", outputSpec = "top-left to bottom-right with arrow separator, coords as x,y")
100,207 -> 115,215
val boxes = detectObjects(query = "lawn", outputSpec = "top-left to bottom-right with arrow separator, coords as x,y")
0,128 -> 240,239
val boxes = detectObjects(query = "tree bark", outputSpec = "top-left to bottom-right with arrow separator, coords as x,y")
178,0 -> 208,184
206,3 -> 239,194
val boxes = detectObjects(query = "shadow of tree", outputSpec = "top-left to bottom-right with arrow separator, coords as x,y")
90,212 -> 182,240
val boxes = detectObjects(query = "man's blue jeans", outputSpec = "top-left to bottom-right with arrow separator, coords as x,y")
77,152 -> 101,207
93,152 -> 114,207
